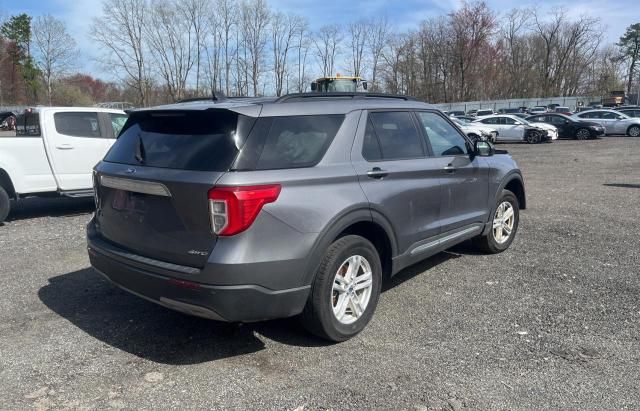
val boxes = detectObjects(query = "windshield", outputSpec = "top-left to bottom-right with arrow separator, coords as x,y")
320,79 -> 357,92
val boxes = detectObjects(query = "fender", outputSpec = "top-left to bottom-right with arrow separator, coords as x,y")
300,205 -> 399,286
482,171 -> 526,236
0,138 -> 57,195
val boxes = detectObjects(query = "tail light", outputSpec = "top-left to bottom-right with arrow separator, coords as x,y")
208,185 -> 281,236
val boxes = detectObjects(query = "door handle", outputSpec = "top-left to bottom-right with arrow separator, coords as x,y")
366,167 -> 388,179
444,164 -> 456,173
56,144 -> 74,150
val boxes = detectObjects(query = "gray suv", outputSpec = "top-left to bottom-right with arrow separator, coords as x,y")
87,93 -> 526,341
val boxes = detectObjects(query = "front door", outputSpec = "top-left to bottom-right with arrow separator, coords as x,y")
351,110 -> 443,255
42,110 -> 111,190
415,111 -> 491,234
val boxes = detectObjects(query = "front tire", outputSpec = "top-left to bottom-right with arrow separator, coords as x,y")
575,128 -> 591,140
0,186 -> 10,224
628,125 -> 640,137
526,130 -> 542,144
301,235 -> 382,342
474,190 -> 520,254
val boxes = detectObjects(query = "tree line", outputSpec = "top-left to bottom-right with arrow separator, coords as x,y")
1,0 -> 640,107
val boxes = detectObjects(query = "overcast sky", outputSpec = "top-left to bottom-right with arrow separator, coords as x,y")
1,0 -> 637,79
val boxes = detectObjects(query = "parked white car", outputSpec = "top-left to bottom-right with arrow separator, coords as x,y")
451,117 -> 498,142
571,109 -> 640,136
473,114 -> 558,143
0,107 -> 128,223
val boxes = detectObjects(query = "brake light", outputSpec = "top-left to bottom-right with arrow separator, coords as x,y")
208,185 -> 281,236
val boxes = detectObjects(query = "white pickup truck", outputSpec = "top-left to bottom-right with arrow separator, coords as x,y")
0,107 -> 127,223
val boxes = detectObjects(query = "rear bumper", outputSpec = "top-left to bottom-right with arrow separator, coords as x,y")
87,236 -> 310,323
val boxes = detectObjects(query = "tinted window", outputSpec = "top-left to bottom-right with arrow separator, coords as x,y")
528,116 -> 544,122
105,110 -> 247,172
601,111 -> 619,119
548,115 -> 567,125
14,112 -> 41,136
364,111 -> 423,160
54,112 -> 101,138
110,113 -> 128,137
254,115 -> 343,170
502,117 -> 517,125
417,112 -> 468,156
480,117 -> 498,125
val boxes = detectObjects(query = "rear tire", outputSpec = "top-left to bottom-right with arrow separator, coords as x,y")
628,125 -> 640,137
575,128 -> 591,140
0,186 -> 10,224
301,235 -> 382,342
474,190 -> 519,254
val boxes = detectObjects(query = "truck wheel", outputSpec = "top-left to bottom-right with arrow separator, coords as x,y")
474,190 -> 519,254
301,235 -> 382,342
0,186 -> 10,224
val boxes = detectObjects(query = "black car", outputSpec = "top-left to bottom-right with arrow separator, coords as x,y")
525,113 -> 604,140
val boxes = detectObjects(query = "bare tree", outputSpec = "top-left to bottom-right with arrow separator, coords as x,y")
270,12 -> 302,96
91,0 -> 150,106
240,0 -> 270,96
32,14 -> 77,105
145,0 -> 198,101
367,16 -> 390,91
182,0 -> 210,93
347,20 -> 368,77
294,17 -> 311,92
314,25 -> 342,77
216,0 -> 239,95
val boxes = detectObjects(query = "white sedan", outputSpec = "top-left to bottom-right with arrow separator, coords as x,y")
451,117 -> 498,142
473,114 -> 558,143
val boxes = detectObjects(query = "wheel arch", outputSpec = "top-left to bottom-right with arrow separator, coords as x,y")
502,174 -> 526,210
301,208 -> 398,285
0,168 -> 16,199
626,124 -> 640,136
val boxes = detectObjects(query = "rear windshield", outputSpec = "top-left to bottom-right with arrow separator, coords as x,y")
104,110 -> 252,172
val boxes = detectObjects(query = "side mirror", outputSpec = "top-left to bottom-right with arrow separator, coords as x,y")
362,81 -> 368,90
474,140 -> 494,157
310,82 -> 318,92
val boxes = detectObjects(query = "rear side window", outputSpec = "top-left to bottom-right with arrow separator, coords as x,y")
480,117 -> 498,125
54,112 -> 101,138
236,115 -> 344,170
104,110 -> 249,172
14,113 -> 41,136
362,111 -> 423,161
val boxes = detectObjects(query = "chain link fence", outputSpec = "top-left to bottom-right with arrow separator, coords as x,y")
434,96 -> 603,112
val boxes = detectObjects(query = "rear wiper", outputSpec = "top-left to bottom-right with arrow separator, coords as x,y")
134,135 -> 146,164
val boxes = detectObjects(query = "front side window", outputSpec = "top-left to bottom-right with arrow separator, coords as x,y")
362,111 -> 424,161
502,117 -> 517,125
54,112 -> 101,138
417,112 -> 468,156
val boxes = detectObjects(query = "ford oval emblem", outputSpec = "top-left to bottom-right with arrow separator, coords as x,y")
126,168 -> 136,174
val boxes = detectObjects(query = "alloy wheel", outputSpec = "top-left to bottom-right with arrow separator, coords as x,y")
331,255 -> 374,325
576,129 -> 590,140
493,201 -> 515,244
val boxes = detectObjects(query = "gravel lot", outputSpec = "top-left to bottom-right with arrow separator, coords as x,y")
1,137 -> 639,410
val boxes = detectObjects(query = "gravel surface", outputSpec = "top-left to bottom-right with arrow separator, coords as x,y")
1,137 -> 639,410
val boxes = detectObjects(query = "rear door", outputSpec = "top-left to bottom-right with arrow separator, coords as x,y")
94,109 -> 252,268
43,110 -> 111,190
351,110 -> 442,254
416,111 -> 490,234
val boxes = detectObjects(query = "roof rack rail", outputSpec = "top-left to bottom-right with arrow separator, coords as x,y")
176,92 -> 230,103
275,92 -> 417,103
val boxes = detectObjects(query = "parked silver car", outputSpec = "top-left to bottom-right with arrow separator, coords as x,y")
571,109 -> 640,136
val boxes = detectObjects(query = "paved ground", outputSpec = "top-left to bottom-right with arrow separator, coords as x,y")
1,137 -> 639,410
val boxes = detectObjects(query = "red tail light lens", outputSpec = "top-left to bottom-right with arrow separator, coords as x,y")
208,185 -> 281,236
